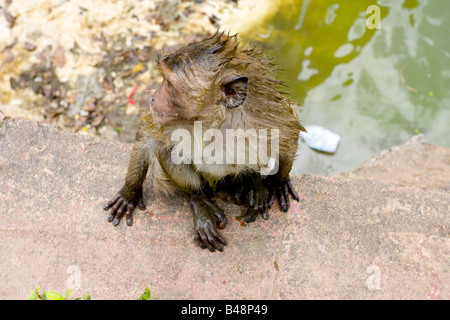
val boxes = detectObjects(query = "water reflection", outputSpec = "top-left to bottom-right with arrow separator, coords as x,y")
240,0 -> 450,175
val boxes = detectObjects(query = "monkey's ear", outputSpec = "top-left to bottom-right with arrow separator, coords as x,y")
220,75 -> 248,109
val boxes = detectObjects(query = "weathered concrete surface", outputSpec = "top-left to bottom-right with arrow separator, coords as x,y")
350,134 -> 450,192
0,118 -> 449,299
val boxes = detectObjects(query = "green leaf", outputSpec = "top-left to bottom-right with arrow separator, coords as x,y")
65,288 -> 72,299
46,291 -> 66,300
82,294 -> 91,300
27,291 -> 37,300
138,288 -> 151,300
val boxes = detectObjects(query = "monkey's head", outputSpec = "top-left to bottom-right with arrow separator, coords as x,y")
151,32 -> 295,131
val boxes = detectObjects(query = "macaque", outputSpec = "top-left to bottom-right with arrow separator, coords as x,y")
104,32 -> 305,252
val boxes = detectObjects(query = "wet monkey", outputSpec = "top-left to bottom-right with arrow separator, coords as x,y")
104,32 -> 305,251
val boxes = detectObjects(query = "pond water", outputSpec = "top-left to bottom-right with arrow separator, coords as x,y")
240,0 -> 450,175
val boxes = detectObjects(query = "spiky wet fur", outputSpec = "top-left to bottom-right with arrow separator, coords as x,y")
139,32 -> 305,194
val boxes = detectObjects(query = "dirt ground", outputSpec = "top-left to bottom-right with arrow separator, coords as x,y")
0,0 -> 244,142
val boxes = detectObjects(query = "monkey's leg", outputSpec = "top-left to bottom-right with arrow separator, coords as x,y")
190,194 -> 228,252
232,176 -> 246,206
104,142 -> 148,226
234,172 -> 269,223
267,179 -> 299,212
264,156 -> 300,212
156,148 -> 228,251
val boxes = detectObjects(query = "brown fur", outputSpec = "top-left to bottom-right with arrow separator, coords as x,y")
143,32 -> 304,193
104,32 -> 304,251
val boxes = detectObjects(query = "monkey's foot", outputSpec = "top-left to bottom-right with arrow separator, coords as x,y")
233,183 -> 246,205
103,191 -> 146,227
266,179 -> 299,213
238,184 -> 269,223
190,195 -> 228,252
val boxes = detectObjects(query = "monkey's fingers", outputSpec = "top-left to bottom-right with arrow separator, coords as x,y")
277,187 -> 289,212
236,181 -> 247,204
262,203 -> 270,220
234,193 -> 242,205
287,181 -> 300,201
107,198 -> 123,222
137,198 -> 146,211
214,211 -> 228,229
204,198 -> 227,229
112,202 -> 129,226
207,225 -> 227,250
234,187 -> 246,205
104,194 -> 120,210
259,193 -> 269,219
196,229 -> 213,251
248,189 -> 255,207
195,237 -> 207,250
257,199 -> 269,220
267,187 -> 275,208
241,206 -> 257,223
282,184 -> 291,211
241,195 -> 268,223
196,225 -> 226,252
125,204 -> 134,226
197,239 -> 206,249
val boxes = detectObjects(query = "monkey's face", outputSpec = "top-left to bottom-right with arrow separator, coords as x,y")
151,64 -> 248,126
151,78 -> 179,125
151,74 -> 249,126
151,35 -> 254,126
151,58 -> 203,125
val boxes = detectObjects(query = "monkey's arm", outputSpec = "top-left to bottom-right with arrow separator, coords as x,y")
232,172 -> 269,223
157,148 -> 228,252
190,194 -> 228,251
104,140 -> 149,226
264,155 -> 299,212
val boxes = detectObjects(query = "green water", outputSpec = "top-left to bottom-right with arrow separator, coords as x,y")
242,0 -> 450,175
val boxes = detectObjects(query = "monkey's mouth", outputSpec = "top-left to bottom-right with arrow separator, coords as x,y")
151,107 -> 179,122
152,111 -> 167,117
152,111 -> 179,118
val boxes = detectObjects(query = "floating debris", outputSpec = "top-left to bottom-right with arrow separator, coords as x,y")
301,125 -> 341,154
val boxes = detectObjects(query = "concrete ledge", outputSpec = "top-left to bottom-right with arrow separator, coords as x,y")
0,118 -> 448,299
351,134 -> 450,192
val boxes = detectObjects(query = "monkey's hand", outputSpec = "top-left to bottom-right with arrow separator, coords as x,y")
237,182 -> 269,223
190,195 -> 228,252
265,177 -> 299,213
103,186 -> 146,227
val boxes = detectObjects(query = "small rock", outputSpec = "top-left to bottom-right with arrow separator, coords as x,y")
51,46 -> 66,68
91,113 -> 104,127
24,42 -> 37,51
